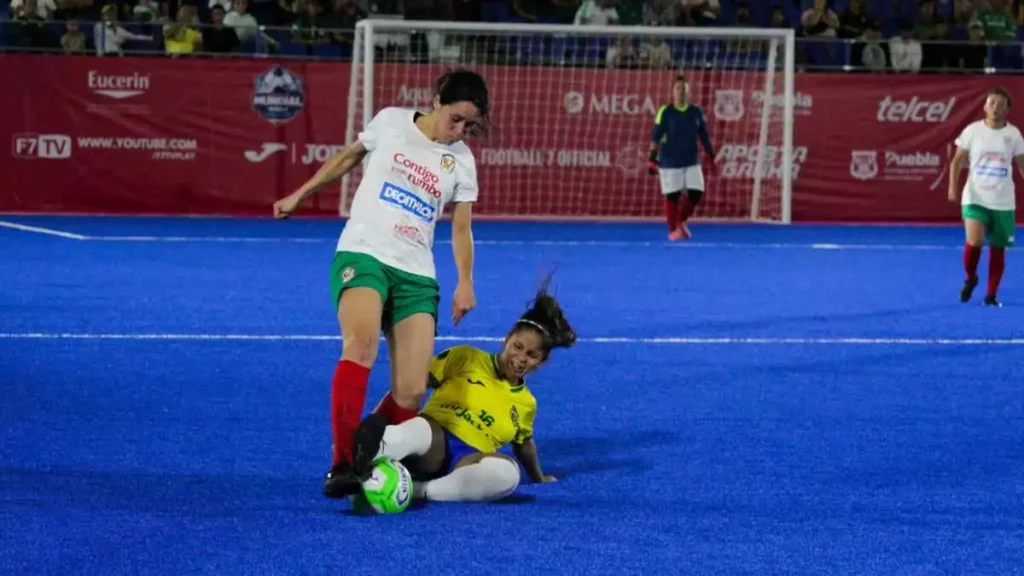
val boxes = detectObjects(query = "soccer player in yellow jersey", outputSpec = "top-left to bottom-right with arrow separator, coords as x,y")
351,282 -> 576,502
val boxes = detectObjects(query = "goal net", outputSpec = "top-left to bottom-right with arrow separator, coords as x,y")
342,20 -> 795,223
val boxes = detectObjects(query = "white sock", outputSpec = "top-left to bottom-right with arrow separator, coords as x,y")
377,416 -> 433,461
416,457 -> 521,502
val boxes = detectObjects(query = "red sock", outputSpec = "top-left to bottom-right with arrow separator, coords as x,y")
679,196 -> 695,222
964,244 -> 982,281
330,360 -> 370,466
373,391 -> 419,424
663,197 -> 680,231
987,246 -> 1006,298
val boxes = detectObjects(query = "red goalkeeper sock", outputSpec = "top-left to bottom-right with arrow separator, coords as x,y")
374,391 -> 420,425
679,195 -> 695,223
330,360 -> 370,466
987,246 -> 1006,298
663,197 -> 680,231
963,244 -> 982,281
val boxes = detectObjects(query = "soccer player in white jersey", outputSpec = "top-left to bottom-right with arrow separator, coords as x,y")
272,70 -> 490,498
948,86 -> 1024,307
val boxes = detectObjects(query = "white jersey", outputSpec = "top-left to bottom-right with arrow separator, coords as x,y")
955,120 -> 1024,211
337,107 -> 479,279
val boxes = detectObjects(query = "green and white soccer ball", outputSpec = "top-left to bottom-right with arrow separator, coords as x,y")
359,458 -> 413,514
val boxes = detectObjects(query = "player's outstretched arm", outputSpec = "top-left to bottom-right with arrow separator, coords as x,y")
512,437 -> 555,483
697,109 -> 716,161
450,202 -> 476,326
948,146 -> 968,203
273,141 -> 368,218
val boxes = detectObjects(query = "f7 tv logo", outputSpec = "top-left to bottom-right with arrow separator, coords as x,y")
12,133 -> 72,159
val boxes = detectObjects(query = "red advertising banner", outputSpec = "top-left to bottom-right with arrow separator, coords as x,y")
0,53 -> 1017,222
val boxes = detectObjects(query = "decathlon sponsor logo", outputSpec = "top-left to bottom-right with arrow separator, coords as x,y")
12,133 -> 72,159
563,91 -> 657,116
850,150 -> 944,183
379,182 -> 436,224
716,143 -> 808,180
88,70 -> 151,99
76,136 -> 198,161
876,96 -> 956,123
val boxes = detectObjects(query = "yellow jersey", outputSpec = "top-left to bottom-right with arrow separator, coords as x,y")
420,345 -> 537,454
164,26 -> 201,54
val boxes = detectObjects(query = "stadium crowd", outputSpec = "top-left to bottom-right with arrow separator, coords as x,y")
1,0 -> 1022,70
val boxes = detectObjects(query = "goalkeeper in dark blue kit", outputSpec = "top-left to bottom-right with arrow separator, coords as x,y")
648,75 -> 716,240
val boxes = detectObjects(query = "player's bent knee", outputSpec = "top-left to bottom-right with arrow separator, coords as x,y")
484,456 -> 521,499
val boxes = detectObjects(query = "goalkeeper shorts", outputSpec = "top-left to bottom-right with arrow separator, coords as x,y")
962,204 -> 1015,248
659,165 -> 704,195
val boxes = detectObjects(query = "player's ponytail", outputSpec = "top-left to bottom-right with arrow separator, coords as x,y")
435,68 -> 492,138
514,272 -> 577,356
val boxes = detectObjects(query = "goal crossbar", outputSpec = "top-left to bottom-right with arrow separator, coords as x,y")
345,19 -> 796,224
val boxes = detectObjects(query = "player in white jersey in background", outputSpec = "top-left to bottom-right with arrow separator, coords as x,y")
272,69 -> 490,498
948,86 -> 1024,307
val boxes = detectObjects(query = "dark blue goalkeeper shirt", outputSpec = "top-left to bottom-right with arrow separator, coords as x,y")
651,104 -> 715,169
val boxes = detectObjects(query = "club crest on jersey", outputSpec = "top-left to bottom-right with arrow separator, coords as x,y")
440,153 -> 456,174
509,406 -> 520,430
341,267 -> 355,283
713,90 -> 744,122
849,150 -> 878,181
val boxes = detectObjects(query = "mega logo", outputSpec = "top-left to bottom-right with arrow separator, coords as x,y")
876,96 -> 956,123
12,133 -> 72,159
87,70 -> 151,99
379,183 -> 436,224
717,143 -> 808,180
563,91 -> 658,115
393,153 -> 442,198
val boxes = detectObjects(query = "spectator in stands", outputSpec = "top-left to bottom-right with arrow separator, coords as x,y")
10,0 -> 55,20
574,0 -> 620,26
9,0 -> 49,50
801,0 -> 840,38
57,0 -> 95,21
838,0 -> 878,39
889,20 -> 923,71
680,0 -> 720,26
729,2 -> 762,53
975,0 -> 1016,41
95,3 -> 153,55
210,0 -> 232,12
294,0 -> 332,44
128,0 -> 163,23
951,0 -> 977,26
61,19 -> 87,53
639,34 -> 673,68
606,35 -> 637,68
225,0 -> 260,43
958,18 -> 989,68
768,6 -> 789,27
326,0 -> 366,46
164,3 -> 204,55
644,0 -> 680,26
203,4 -> 241,51
914,0 -> 950,69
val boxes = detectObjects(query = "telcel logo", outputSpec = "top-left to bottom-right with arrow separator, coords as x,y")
877,96 -> 956,123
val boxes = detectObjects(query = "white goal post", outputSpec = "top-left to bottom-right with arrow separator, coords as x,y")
342,19 -> 795,224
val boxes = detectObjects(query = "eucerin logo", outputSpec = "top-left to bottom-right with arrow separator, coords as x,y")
88,70 -> 151,99
877,96 -> 956,123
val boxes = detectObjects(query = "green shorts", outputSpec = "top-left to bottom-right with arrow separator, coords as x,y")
962,204 -> 1016,248
330,251 -> 440,332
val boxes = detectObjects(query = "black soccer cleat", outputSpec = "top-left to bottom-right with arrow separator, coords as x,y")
960,277 -> 979,303
984,295 -> 1002,307
352,412 -> 388,481
323,461 -> 361,499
